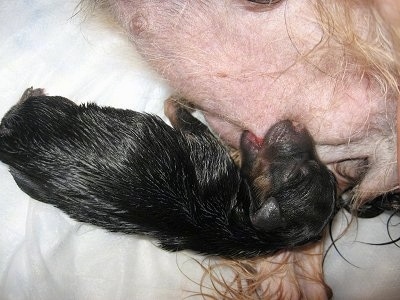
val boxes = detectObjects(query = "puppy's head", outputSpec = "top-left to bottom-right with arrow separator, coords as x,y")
240,120 -> 336,244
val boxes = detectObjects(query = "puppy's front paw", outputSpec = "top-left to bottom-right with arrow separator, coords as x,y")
19,87 -> 46,103
164,96 -> 183,122
164,96 -> 198,129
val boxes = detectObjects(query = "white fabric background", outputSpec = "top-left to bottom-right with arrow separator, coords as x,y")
0,1 -> 399,299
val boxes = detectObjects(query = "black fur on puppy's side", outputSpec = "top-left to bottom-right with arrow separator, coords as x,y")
0,88 -> 337,258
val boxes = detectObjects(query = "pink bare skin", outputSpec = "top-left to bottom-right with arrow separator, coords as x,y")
82,0 -> 399,298
99,1 -> 398,200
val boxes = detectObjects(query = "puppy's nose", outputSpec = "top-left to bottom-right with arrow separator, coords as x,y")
265,120 -> 304,143
289,120 -> 306,133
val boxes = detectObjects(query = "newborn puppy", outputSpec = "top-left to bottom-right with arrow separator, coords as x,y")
0,88 -> 336,258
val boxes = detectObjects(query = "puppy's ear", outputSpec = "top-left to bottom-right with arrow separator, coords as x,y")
240,130 -> 262,175
250,197 -> 285,231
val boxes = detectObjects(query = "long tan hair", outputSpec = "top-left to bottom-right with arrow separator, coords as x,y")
195,2 -> 400,299
78,1 -> 400,298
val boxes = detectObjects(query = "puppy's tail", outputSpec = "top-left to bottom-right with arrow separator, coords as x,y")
0,122 -> 7,158
0,135 -> 12,165
0,88 -> 46,162
0,118 -> 19,165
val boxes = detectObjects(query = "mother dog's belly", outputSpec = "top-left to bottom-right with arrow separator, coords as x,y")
98,0 -> 397,199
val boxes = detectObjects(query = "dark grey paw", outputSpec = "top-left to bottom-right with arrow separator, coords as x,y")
1,87 -> 46,136
19,87 -> 46,104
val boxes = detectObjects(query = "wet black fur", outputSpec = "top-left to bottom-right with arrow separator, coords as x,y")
0,88 -> 336,258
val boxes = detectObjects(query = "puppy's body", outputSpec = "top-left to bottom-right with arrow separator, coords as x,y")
0,88 -> 336,258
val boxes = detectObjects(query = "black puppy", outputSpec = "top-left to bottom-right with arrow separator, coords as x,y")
0,88 -> 336,258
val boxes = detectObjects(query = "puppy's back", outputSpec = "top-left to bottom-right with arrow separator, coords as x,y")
0,94 -> 205,238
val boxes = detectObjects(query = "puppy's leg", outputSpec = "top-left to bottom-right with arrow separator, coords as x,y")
164,96 -> 238,199
164,96 -> 210,134
166,97 -> 243,167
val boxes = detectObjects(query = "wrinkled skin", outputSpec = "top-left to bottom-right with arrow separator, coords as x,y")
95,0 -> 398,203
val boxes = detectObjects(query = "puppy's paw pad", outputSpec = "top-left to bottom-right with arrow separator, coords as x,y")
164,96 -> 181,120
164,96 -> 197,128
